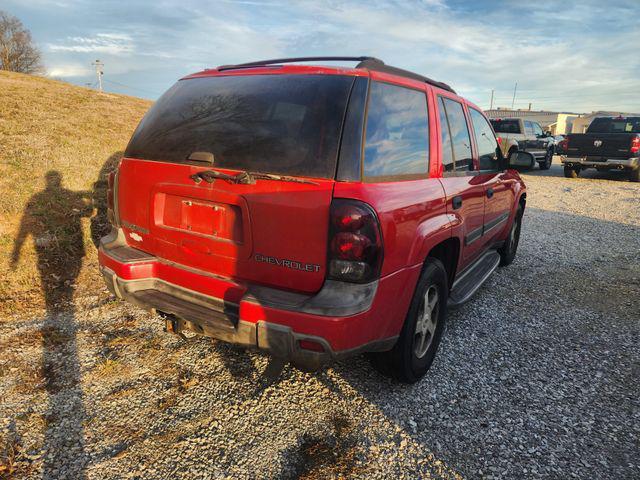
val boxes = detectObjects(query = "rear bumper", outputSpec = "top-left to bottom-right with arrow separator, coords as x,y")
98,229 -> 414,370
561,156 -> 639,170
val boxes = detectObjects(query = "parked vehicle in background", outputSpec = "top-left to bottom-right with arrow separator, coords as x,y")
490,118 -> 555,170
550,135 -> 565,154
560,116 -> 640,181
99,56 -> 528,383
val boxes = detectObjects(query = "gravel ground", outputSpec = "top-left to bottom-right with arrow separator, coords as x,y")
1,159 -> 639,479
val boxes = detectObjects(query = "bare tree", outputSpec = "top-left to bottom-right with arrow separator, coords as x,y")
0,11 -> 44,74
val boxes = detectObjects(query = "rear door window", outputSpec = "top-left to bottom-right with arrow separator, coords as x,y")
469,108 -> 500,171
438,98 -> 454,172
363,81 -> 429,180
124,74 -> 355,179
439,97 -> 473,171
524,121 -> 535,136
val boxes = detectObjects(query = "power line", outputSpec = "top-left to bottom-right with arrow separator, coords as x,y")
102,78 -> 162,96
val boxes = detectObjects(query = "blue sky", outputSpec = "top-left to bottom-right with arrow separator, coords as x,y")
4,0 -> 639,113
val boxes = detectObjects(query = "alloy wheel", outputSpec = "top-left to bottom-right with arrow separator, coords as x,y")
414,285 -> 440,358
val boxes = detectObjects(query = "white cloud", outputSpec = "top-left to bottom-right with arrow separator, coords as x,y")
48,33 -> 134,55
285,0 -> 639,112
24,0 -> 639,110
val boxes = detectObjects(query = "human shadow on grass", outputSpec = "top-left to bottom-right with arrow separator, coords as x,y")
11,171 -> 92,479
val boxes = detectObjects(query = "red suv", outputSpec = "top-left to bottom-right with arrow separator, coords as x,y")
99,57 -> 526,383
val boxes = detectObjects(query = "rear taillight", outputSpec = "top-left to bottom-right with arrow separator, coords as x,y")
630,136 -> 640,155
107,170 -> 118,226
496,136 -> 502,145
327,199 -> 382,283
558,137 -> 569,152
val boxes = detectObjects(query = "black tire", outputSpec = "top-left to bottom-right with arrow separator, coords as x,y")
371,258 -> 448,383
629,168 -> 640,183
539,149 -> 553,170
564,166 -> 580,178
498,205 -> 523,267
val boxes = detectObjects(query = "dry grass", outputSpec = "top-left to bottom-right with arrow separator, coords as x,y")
0,70 -> 152,315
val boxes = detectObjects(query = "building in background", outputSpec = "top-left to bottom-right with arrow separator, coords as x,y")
484,108 -> 581,135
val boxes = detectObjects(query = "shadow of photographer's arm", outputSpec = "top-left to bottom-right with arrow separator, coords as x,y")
76,191 -> 96,217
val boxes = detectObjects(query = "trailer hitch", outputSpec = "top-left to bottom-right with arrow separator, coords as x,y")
161,313 -> 194,342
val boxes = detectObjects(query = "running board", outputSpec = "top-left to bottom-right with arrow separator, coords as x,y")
448,250 -> 500,307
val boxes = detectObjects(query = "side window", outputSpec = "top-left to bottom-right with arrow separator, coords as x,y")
363,81 -> 429,179
440,97 -> 473,171
533,123 -> 543,136
524,121 -> 535,136
438,97 -> 454,171
470,108 -> 500,171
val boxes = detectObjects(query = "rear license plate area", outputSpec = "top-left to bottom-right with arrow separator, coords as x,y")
159,194 -> 243,242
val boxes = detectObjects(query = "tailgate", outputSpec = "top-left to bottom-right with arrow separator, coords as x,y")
113,72 -> 357,294
568,134 -> 633,158
116,158 -> 334,293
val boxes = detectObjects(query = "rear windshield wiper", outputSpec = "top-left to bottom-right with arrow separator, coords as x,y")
189,170 -> 245,183
248,171 -> 319,185
190,170 -> 318,186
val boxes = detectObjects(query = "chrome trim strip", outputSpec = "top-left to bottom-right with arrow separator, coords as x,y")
483,211 -> 509,235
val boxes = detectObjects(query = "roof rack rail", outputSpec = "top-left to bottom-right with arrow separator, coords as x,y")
217,56 -> 381,71
355,58 -> 455,93
216,56 -> 455,94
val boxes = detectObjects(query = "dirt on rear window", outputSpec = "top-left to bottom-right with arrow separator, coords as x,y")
124,74 -> 355,179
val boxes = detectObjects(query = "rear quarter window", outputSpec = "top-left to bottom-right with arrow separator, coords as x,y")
363,81 -> 429,180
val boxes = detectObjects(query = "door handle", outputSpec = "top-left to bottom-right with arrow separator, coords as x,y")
486,188 -> 494,199
452,195 -> 463,210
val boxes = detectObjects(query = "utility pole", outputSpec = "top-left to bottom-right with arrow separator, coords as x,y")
511,81 -> 518,110
490,89 -> 494,110
92,59 -> 104,92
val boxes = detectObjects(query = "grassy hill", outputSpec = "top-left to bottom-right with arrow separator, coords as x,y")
0,70 -> 152,315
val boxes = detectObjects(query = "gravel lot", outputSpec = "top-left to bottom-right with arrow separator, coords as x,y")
1,160 -> 639,479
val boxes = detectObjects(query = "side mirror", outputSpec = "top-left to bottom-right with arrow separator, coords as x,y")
508,150 -> 535,169
545,131 -> 552,136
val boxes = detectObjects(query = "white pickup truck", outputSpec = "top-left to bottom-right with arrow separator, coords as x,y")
490,118 -> 555,170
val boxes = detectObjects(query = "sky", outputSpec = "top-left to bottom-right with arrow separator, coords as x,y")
4,0 -> 639,113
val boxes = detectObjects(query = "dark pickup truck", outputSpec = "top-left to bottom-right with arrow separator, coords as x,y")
560,116 -> 640,182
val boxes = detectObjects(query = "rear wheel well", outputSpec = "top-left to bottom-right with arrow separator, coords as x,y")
426,238 -> 459,289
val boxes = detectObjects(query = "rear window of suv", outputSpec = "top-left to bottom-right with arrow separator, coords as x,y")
490,119 -> 521,134
124,74 -> 355,178
587,117 -> 640,134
